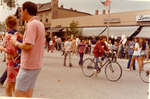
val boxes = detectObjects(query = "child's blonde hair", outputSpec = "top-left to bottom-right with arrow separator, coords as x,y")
5,16 -> 17,29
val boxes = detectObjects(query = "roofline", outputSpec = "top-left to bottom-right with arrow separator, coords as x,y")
37,7 -> 92,15
51,25 -> 150,28
37,2 -> 51,12
111,9 -> 150,15
38,9 -> 51,13
57,8 -> 92,15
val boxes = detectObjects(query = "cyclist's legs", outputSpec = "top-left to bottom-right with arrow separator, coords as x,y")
94,57 -> 99,70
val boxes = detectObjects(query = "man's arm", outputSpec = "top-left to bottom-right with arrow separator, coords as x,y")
17,42 -> 33,51
12,40 -> 33,51
12,23 -> 36,51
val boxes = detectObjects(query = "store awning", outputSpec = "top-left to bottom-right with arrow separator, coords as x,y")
82,26 -> 150,38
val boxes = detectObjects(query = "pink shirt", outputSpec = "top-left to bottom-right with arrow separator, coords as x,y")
21,16 -> 45,69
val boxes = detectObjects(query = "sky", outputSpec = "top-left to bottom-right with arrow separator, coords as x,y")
0,0 -> 150,22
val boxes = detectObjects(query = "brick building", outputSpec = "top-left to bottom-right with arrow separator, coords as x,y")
15,0 -> 91,35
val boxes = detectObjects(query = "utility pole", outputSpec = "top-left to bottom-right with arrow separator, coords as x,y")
100,0 -> 111,40
107,1 -> 111,41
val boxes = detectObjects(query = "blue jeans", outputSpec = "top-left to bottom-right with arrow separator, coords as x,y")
127,55 -> 136,70
79,53 -> 84,65
95,57 -> 99,69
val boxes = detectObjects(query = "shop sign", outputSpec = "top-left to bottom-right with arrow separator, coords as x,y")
104,18 -> 120,24
136,15 -> 150,22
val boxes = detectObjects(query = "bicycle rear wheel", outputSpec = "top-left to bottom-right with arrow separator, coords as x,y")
139,62 -> 150,83
105,62 -> 122,82
81,58 -> 95,77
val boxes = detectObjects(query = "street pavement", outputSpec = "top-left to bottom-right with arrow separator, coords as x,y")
0,51 -> 149,99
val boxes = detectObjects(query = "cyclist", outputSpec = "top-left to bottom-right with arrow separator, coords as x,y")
93,36 -> 109,75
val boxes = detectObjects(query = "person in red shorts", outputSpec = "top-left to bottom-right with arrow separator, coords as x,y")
0,16 -> 22,96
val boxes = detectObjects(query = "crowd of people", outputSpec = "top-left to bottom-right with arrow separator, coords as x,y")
45,34 -> 150,68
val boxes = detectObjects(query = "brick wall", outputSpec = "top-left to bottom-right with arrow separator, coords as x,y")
37,11 -> 52,28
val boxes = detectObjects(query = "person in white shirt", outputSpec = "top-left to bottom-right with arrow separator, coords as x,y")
75,37 -> 80,54
130,38 -> 143,71
49,39 -> 54,53
71,38 -> 76,55
64,37 -> 72,67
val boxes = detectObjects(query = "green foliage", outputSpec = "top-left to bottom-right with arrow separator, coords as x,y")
68,20 -> 82,36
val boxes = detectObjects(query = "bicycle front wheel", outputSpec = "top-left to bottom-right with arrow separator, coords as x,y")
105,62 -> 122,82
139,62 -> 150,83
81,58 -> 95,77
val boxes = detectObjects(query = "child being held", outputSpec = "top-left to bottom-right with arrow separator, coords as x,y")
0,16 -> 22,96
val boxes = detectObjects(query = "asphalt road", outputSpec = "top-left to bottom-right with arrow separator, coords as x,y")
0,51 -> 149,99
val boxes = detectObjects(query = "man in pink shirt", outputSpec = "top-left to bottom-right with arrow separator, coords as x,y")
11,1 -> 45,97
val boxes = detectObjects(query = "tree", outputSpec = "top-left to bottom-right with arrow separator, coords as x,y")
68,20 -> 82,36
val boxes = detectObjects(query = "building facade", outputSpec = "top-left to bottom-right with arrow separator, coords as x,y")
15,0 -> 91,34
37,0 -> 91,32
50,9 -> 150,37
51,9 -> 150,28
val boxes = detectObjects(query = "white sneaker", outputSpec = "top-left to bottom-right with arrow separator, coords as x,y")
125,68 -> 130,71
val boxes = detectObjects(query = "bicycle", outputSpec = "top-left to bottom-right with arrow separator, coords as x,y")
80,51 -> 122,82
139,60 -> 150,83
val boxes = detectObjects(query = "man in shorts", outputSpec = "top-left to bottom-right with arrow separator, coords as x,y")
11,1 -> 45,97
64,37 -> 73,67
